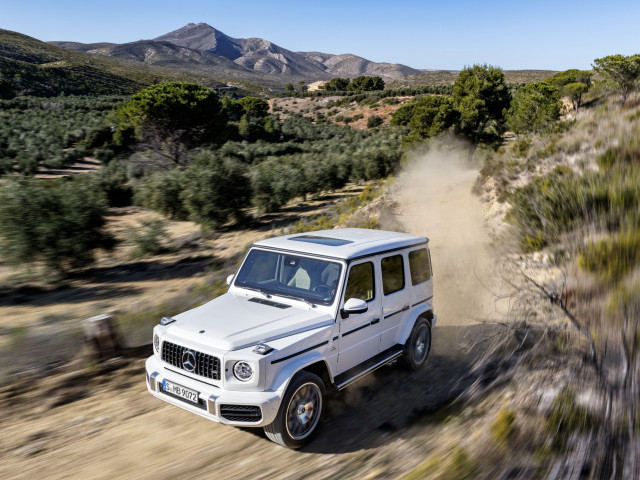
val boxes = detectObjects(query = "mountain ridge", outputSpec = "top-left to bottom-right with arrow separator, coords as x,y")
54,22 -> 421,81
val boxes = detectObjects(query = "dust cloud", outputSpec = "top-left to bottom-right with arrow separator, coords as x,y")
393,146 -> 502,326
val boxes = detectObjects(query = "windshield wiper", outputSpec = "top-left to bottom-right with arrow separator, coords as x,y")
275,293 -> 316,308
241,285 -> 272,299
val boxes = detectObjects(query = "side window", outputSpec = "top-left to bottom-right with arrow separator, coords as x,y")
381,254 -> 405,295
345,262 -> 375,302
409,248 -> 431,285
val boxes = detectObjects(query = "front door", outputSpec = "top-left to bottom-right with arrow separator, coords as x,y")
336,259 -> 382,374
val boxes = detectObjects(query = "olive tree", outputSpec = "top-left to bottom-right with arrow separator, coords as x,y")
0,178 -> 114,273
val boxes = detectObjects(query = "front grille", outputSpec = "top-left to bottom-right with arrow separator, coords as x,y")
161,341 -> 221,381
220,405 -> 262,422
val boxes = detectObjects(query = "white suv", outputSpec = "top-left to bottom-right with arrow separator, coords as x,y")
145,228 -> 435,448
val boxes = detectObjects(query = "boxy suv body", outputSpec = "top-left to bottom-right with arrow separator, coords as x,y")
145,228 -> 435,447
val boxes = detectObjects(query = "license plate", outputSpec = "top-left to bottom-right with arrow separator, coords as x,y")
162,379 -> 199,404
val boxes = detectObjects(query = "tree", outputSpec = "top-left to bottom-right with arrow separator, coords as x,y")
506,82 -> 561,134
406,96 -> 458,142
546,69 -> 593,110
284,83 -> 295,94
348,76 -> 385,91
0,177 -> 114,273
180,151 -> 249,229
114,82 -> 226,166
324,78 -> 350,92
593,54 -> 640,106
451,64 -> 511,159
237,97 -> 270,120
221,97 -> 244,121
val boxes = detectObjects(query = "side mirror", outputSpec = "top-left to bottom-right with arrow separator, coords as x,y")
226,274 -> 234,286
341,298 -> 368,319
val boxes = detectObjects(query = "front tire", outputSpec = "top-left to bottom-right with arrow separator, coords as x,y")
264,371 -> 325,448
403,317 -> 431,370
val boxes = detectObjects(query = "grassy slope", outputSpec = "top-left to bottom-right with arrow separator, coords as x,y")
0,29 -> 264,96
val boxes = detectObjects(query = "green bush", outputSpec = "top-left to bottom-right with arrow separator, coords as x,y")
181,151 -> 249,229
507,167 -> 640,251
506,82 -> 561,133
578,230 -> 640,282
367,115 -> 383,129
596,136 -> 640,170
134,169 -> 187,219
0,177 -> 114,272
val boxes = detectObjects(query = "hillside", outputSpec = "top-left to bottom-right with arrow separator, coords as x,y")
0,29 -> 258,97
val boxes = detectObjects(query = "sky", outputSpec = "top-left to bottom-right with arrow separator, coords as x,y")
2,0 -> 639,71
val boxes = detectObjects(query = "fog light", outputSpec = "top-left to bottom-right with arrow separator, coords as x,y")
233,361 -> 254,381
154,334 -> 160,352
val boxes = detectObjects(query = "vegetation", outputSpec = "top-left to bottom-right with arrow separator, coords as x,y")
0,95 -> 124,175
506,82 -> 561,133
113,82 -> 226,166
452,64 -> 511,158
0,177 -> 114,272
545,69 -> 593,110
592,54 -> 640,106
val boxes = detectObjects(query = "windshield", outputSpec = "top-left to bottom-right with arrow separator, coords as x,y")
235,249 -> 343,306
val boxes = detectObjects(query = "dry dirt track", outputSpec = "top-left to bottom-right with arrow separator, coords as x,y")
0,154 -> 502,480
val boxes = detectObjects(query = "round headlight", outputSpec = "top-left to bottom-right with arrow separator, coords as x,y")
233,361 -> 254,381
153,334 -> 160,352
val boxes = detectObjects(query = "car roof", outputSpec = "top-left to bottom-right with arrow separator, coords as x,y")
252,228 -> 428,260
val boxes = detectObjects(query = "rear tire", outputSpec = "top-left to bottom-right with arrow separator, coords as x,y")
264,371 -> 325,448
402,317 -> 431,370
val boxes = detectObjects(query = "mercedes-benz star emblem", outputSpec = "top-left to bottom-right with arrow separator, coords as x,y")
182,349 -> 196,372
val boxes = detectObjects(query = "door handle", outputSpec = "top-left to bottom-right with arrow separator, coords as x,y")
371,318 -> 380,325
402,305 -> 409,311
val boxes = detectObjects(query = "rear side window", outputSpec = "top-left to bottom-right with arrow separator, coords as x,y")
345,262 -> 375,302
381,254 -> 405,295
409,248 -> 431,285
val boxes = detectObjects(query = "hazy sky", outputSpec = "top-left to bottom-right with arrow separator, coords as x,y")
2,0 -> 639,70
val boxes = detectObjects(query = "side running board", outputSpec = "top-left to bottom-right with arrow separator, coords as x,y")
334,345 -> 404,390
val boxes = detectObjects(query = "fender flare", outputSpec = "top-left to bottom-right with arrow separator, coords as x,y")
269,351 -> 333,393
399,305 -> 434,345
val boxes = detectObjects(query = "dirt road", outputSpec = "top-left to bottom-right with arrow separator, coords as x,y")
1,154 -> 501,480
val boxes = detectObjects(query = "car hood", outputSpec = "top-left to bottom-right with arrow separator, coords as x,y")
168,293 -> 333,351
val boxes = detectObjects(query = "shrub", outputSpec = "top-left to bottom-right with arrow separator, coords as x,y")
490,409 -> 517,446
507,82 -> 561,133
547,387 -> 595,449
181,151 -> 249,228
0,177 -> 114,272
128,219 -> 169,257
367,115 -> 383,128
578,230 -> 640,282
134,169 -> 187,219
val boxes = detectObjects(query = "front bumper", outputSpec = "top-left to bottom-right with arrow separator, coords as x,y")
145,356 -> 282,427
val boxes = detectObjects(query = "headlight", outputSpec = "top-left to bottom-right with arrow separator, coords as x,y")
154,334 -> 160,352
233,361 -> 254,381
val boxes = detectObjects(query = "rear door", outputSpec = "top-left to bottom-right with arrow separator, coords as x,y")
379,252 -> 411,351
336,259 -> 382,374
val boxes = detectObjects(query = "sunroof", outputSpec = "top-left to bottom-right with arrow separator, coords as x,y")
290,235 -> 353,246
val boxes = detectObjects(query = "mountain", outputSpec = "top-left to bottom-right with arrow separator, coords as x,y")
153,23 -> 421,79
51,39 -> 263,80
0,29 -> 251,97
